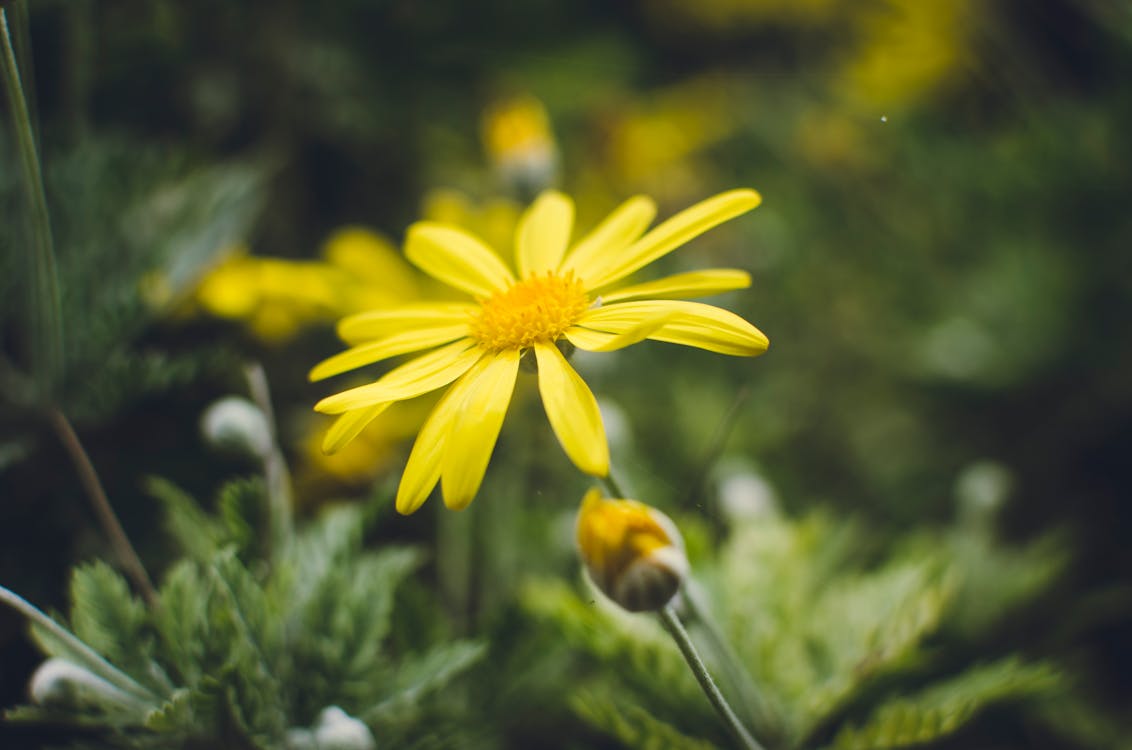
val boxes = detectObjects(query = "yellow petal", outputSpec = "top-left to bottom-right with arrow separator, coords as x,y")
337,302 -> 478,344
395,359 -> 491,514
321,227 -> 419,299
309,325 -> 471,381
582,189 -> 761,290
563,312 -> 675,352
321,404 -> 391,454
534,343 -> 609,476
440,350 -> 521,510
516,191 -> 574,278
405,222 -> 516,297
600,269 -> 751,303
579,300 -> 769,356
560,195 -> 656,283
315,340 -> 483,414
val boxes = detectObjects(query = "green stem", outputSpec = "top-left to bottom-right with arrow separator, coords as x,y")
244,362 -> 293,558
48,408 -> 158,607
683,581 -> 777,737
0,584 -> 161,706
1,7 -> 63,399
598,471 -> 628,499
659,603 -> 764,750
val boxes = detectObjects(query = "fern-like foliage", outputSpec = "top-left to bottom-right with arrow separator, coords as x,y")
825,657 -> 1060,750
1,138 -> 263,424
8,480 -> 485,749
523,510 -> 1079,750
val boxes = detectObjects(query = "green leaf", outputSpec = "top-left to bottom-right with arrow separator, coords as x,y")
572,689 -> 718,750
217,475 -> 268,560
827,658 -> 1061,750
145,476 -> 223,562
208,550 -> 288,745
144,688 -> 195,732
366,641 -> 487,725
68,561 -> 171,697
153,560 -> 212,688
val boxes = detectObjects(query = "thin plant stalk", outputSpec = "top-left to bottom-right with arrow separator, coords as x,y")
598,471 -> 628,499
682,580 -> 776,737
0,584 -> 160,706
659,603 -> 765,750
1,7 -> 63,398
48,409 -> 157,606
244,362 -> 293,557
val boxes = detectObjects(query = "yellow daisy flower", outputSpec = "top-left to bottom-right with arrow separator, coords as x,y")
311,189 -> 769,514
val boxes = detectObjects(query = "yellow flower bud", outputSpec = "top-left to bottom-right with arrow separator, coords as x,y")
575,488 -> 688,612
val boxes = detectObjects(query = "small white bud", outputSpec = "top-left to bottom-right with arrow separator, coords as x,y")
29,658 -> 140,713
314,706 -> 376,750
714,459 -> 779,523
200,396 -> 272,459
955,460 -> 1014,525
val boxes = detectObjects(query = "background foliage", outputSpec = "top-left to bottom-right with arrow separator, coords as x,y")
2,0 -> 1131,747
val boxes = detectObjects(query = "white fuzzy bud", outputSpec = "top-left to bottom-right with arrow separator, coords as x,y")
200,396 -> 272,459
29,658 -> 141,713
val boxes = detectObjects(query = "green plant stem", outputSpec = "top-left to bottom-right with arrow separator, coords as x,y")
659,603 -> 764,750
598,472 -> 628,499
244,362 -> 293,558
48,408 -> 157,606
0,584 -> 160,706
1,7 -> 63,399
682,581 -> 777,738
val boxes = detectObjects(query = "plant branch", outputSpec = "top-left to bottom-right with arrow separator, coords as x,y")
0,584 -> 160,706
598,471 -> 628,499
47,408 -> 157,606
244,362 -> 293,557
659,603 -> 765,750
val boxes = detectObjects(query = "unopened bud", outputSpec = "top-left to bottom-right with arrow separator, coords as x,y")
200,396 -> 272,459
29,658 -> 142,714
575,488 -> 688,612
314,706 -> 376,750
286,706 -> 376,750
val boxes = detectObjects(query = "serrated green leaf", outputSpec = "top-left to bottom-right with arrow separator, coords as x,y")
145,476 -> 223,562
366,640 -> 486,726
217,475 -> 268,559
68,562 -> 171,697
144,687 -> 195,732
283,511 -> 425,723
208,550 -> 288,745
154,560 -> 211,688
799,561 -> 952,737
573,689 -> 719,750
827,658 -> 1061,750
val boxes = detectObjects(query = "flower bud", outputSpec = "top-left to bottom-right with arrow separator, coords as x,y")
29,658 -> 142,714
286,706 -> 376,750
200,396 -> 272,459
575,488 -> 688,612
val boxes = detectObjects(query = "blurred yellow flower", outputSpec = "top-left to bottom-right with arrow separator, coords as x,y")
481,94 -> 560,193
312,188 -> 768,514
191,228 -> 419,343
600,75 -> 737,191
421,188 -> 522,259
575,488 -> 688,612
298,396 -> 435,488
840,0 -> 974,109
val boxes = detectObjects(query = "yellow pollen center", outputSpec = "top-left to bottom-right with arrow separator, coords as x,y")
471,272 -> 589,352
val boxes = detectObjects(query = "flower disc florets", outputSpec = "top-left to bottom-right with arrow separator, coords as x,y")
470,272 -> 589,352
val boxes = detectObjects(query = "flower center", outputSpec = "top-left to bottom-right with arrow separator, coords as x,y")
471,272 -> 589,352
